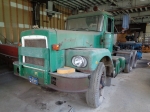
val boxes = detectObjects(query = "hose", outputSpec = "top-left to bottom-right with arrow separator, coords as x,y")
0,33 -> 12,44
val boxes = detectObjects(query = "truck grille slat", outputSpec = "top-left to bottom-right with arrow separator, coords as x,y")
25,57 -> 44,66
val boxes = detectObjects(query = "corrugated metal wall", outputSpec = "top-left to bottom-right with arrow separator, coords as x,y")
0,0 -> 71,43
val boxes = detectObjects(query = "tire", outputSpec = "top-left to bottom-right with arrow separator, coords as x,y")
129,50 -> 137,68
124,63 -> 130,73
124,55 -> 133,73
112,59 -> 120,77
132,50 -> 137,68
86,62 -> 106,108
120,50 -> 137,68
133,56 -> 138,68
115,51 -> 133,73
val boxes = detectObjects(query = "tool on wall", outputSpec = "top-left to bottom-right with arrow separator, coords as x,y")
46,1 -> 61,18
30,0 -> 61,28
32,1 -> 40,27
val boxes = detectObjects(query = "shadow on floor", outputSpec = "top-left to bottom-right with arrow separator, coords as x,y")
136,59 -> 150,68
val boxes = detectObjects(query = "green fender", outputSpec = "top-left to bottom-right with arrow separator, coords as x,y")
65,48 -> 113,73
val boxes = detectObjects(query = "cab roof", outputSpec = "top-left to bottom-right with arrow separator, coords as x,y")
67,11 -> 113,19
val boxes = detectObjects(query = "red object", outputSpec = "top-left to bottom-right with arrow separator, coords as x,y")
0,44 -> 18,57
0,44 -> 18,68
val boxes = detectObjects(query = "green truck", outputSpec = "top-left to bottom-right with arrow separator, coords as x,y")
13,11 -> 137,108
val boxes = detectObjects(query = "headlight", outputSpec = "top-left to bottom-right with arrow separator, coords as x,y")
72,56 -> 87,67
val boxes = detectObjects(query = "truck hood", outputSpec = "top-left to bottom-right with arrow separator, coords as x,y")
54,29 -> 103,50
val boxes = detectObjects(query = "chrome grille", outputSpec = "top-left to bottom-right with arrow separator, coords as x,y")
24,39 -> 46,66
25,39 -> 46,48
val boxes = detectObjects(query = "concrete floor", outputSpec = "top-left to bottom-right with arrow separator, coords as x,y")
0,53 -> 150,112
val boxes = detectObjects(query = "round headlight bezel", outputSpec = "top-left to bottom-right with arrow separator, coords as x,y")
72,56 -> 87,68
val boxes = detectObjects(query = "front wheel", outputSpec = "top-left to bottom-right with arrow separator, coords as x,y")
86,62 -> 106,108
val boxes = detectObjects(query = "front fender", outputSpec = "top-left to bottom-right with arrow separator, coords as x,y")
65,48 -> 112,73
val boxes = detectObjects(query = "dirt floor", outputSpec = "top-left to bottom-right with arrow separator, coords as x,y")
0,53 -> 150,112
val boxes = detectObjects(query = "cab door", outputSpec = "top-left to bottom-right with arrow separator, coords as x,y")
104,16 -> 114,53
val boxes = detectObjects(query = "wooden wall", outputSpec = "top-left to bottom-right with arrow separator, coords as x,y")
0,0 -> 71,43
40,4 -> 70,30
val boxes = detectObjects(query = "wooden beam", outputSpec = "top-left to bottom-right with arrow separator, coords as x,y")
95,0 -> 103,5
62,7 -> 64,30
130,9 -> 133,12
135,8 -> 138,12
81,0 -> 92,6
57,5 -> 60,29
76,0 -> 91,8
22,0 -> 25,30
86,0 -> 96,5
2,0 -> 6,43
117,11 -> 120,14
46,6 -> 48,28
145,7 -> 147,11
101,0 -> 106,4
113,12 -> 117,15
125,10 -> 129,13
28,0 -> 31,29
55,1 -> 76,9
42,4 -> 44,28
9,0 -> 14,43
69,1 -> 85,8
16,0 -> 19,42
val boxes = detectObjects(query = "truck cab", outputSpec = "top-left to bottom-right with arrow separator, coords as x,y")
13,11 -> 134,108
66,11 -> 114,52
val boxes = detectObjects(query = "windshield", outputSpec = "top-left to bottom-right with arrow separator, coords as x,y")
66,16 -> 103,32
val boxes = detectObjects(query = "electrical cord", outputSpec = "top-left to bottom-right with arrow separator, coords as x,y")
0,33 -> 12,44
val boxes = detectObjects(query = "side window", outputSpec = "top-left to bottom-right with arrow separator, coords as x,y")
98,16 -> 104,31
107,18 -> 112,32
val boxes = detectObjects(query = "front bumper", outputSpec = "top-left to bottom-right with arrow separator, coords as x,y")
13,61 -> 90,92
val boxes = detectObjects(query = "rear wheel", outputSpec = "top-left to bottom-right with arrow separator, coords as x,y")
133,56 -> 138,68
86,62 -> 106,108
132,50 -> 137,68
124,55 -> 133,73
